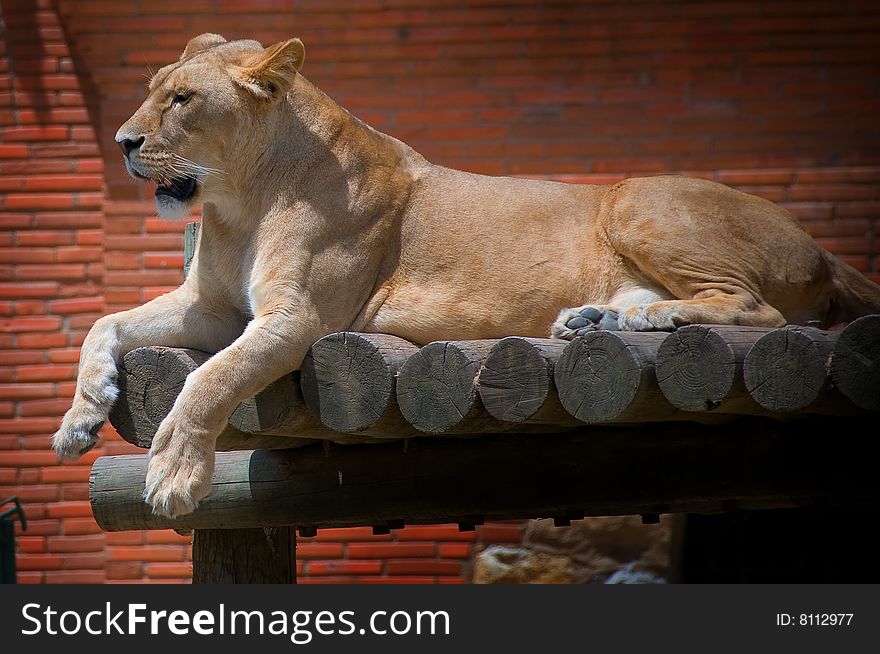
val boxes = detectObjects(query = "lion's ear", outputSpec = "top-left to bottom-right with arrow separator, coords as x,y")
181,33 -> 227,60
231,38 -> 305,101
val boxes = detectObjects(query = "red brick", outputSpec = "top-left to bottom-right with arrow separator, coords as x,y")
0,383 -> 55,399
1,126 -> 68,141
348,543 -> 435,559
41,465 -> 91,483
45,501 -> 92,518
110,546 -> 185,562
17,554 -> 63,571
106,532 -> 144,546
385,560 -> 462,576
478,523 -> 525,543
17,536 -> 46,553
143,252 -> 184,269
106,561 -> 143,579
396,525 -> 477,541
789,184 -> 874,201
0,316 -> 60,332
19,397 -> 73,416
297,542 -> 345,559
313,526 -> 392,542
308,560 -> 382,576
16,332 -> 67,348
146,562 -> 193,578
438,543 -> 472,558
44,570 -> 107,583
718,169 -> 795,186
145,530 -> 192,544
47,535 -> 105,552
0,417 -> 57,434
16,231 -> 74,246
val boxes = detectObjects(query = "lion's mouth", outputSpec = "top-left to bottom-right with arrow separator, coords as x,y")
155,176 -> 198,202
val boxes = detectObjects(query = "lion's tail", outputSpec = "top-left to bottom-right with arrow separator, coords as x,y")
823,250 -> 880,325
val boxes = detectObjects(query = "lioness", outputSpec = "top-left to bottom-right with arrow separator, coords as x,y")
53,35 -> 880,518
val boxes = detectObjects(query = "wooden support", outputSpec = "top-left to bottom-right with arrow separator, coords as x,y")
89,416 -> 880,532
554,331 -> 681,424
396,340 -> 504,433
299,332 -> 420,436
192,527 -> 296,583
655,325 -> 770,414
831,314 -> 880,412
477,337 -> 578,425
743,326 -> 841,413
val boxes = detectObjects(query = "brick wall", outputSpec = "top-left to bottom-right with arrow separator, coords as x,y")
1,0 -> 878,583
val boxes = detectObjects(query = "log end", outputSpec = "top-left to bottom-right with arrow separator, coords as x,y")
554,331 -> 644,423
299,332 -> 417,433
478,337 -> 554,422
396,341 -> 483,433
656,325 -> 737,412
744,326 -> 834,412
831,314 -> 880,411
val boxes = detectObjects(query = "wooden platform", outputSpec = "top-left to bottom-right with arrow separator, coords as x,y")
89,306 -> 880,582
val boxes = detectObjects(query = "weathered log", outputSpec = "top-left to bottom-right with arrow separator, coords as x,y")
396,340 -> 501,433
743,326 -> 840,413
109,346 -> 320,450
192,527 -> 296,584
477,337 -> 578,425
89,416 -> 880,532
831,314 -> 880,411
655,325 -> 770,413
554,331 -> 679,424
299,332 -> 420,436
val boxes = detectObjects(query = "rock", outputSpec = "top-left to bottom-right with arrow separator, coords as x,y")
473,545 -> 574,584
473,515 -> 675,584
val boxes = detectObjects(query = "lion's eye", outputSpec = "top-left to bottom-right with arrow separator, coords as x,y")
171,92 -> 192,107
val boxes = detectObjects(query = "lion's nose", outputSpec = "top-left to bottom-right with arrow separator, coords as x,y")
116,135 -> 145,157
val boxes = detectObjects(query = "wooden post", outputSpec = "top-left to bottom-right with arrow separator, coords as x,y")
192,527 -> 296,583
299,332 -> 419,435
831,314 -> 880,411
655,325 -> 770,414
396,340 -> 502,433
183,221 -> 199,278
477,337 -> 577,425
554,331 -> 680,423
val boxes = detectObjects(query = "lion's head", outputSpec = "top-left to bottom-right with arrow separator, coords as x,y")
115,33 -> 305,219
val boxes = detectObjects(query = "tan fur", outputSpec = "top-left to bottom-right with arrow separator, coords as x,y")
53,35 -> 880,517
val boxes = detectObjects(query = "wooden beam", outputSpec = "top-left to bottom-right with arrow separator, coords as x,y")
192,527 -> 296,583
396,339 -> 504,433
831,314 -> 880,412
299,332 -> 420,436
477,337 -> 578,425
743,326 -> 844,413
655,325 -> 771,414
89,416 -> 880,532
554,331 -> 684,423
108,346 -> 337,450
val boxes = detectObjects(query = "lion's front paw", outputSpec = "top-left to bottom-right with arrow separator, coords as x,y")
52,404 -> 106,461
144,412 -> 216,519
551,305 -> 620,340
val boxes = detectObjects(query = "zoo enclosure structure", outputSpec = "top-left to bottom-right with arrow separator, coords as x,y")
89,224 -> 880,583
